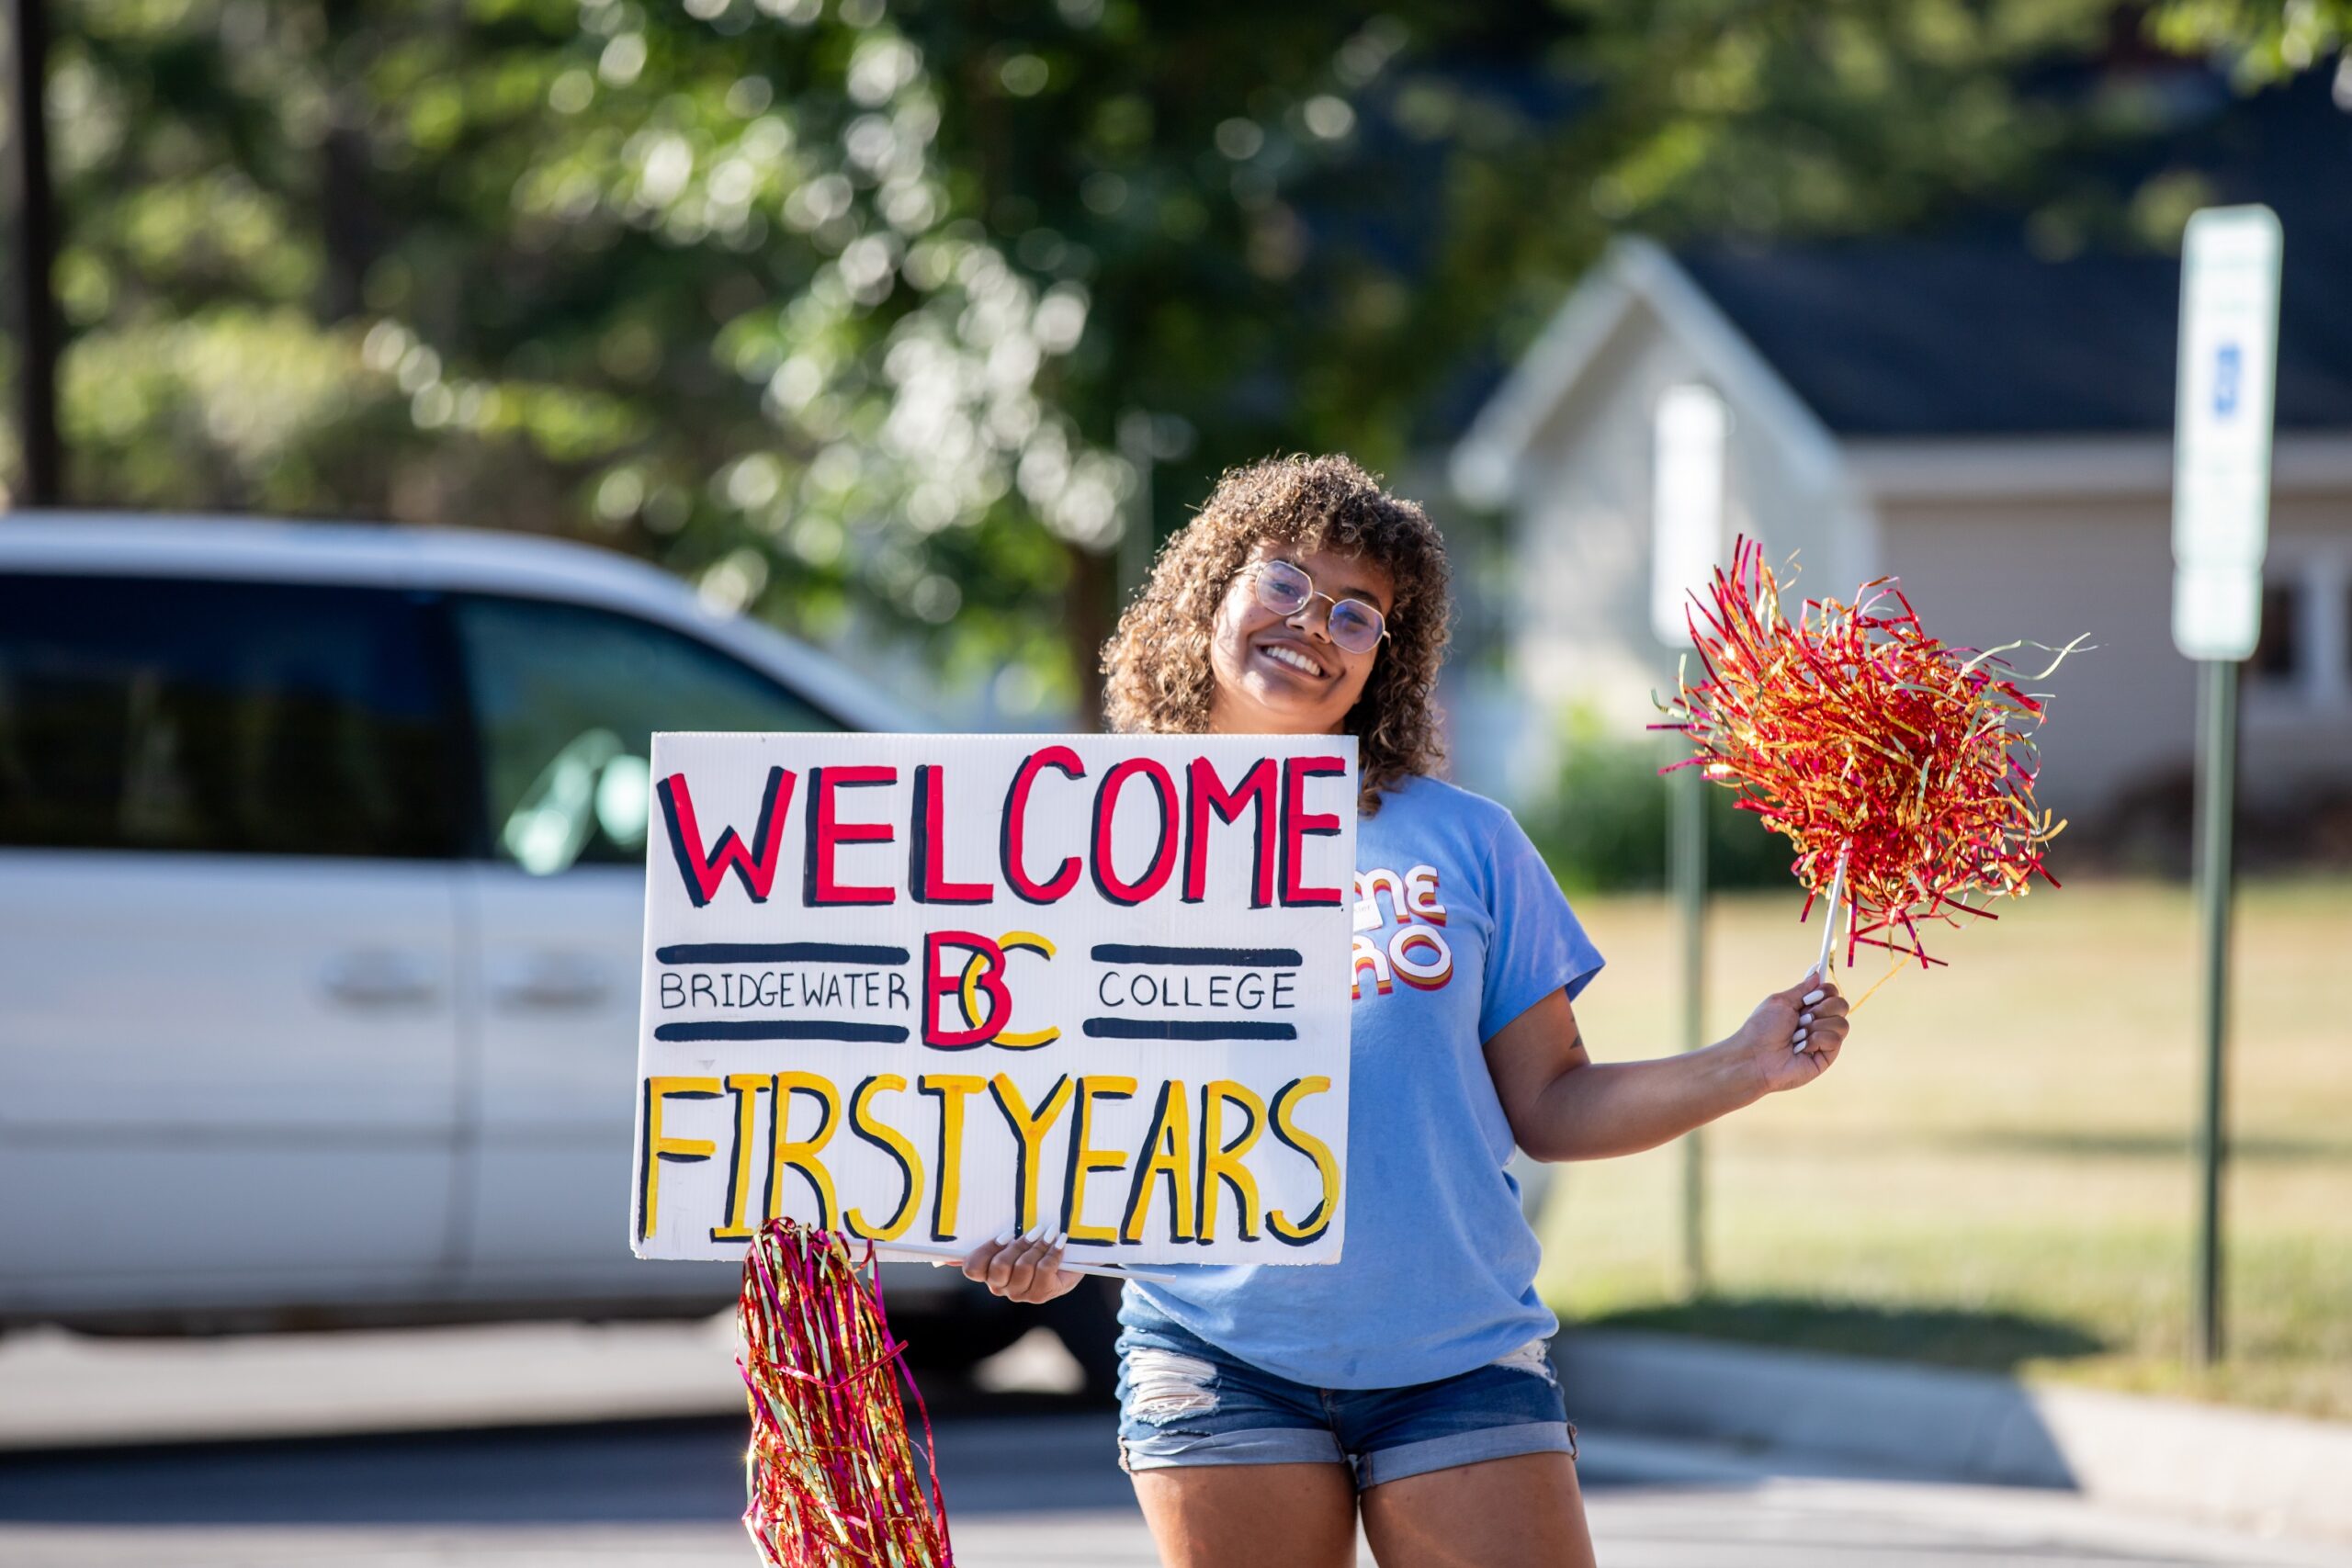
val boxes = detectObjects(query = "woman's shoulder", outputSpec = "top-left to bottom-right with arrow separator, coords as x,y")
1373,773 -> 1524,841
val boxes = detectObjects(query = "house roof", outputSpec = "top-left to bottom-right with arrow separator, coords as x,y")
1675,75 -> 2352,439
1677,231 -> 2352,439
1455,71 -> 2352,498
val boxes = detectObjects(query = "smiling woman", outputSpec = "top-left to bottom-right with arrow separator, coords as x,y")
966,454 -> 1852,1568
1100,455 -> 1451,816
1210,539 -> 1394,733
1215,546 -> 1391,714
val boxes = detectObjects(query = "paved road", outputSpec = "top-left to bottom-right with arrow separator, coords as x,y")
3,1400 -> 2345,1568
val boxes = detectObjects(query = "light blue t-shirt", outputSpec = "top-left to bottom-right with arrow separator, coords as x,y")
1127,773 -> 1604,1389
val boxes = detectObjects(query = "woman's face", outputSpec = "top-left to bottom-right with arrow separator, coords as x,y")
1206,539 -> 1395,737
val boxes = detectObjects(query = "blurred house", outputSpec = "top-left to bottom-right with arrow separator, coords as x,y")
1450,94 -> 2352,846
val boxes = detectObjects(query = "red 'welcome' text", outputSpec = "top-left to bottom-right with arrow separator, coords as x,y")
659,750 -> 1348,910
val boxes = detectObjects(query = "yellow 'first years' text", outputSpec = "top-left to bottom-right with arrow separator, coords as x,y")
636,1070 -> 1340,1252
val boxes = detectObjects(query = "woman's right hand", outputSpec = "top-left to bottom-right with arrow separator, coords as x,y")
952,1222 -> 1084,1303
1725,967 -> 1851,1095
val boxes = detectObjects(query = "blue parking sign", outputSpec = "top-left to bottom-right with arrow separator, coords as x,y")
2172,205 -> 2279,661
2212,342 -> 2241,418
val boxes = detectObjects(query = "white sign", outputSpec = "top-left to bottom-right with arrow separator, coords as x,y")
2172,204 -> 2283,661
631,732 -> 1357,1266
1652,383 -> 1729,647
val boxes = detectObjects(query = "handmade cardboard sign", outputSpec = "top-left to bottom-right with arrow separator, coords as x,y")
630,732 -> 1358,1267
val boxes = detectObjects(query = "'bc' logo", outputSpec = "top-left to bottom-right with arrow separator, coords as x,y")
922,931 -> 1058,1048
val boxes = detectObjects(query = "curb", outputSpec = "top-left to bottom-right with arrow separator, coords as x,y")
1553,1329 -> 2352,1543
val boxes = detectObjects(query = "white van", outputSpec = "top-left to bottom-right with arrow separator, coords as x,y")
0,515 -> 1091,1374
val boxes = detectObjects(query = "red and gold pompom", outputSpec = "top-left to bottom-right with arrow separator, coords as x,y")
1657,537 -> 2078,975
739,1219 -> 953,1568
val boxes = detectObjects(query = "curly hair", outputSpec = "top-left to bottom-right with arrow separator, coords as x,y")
1101,453 -> 1451,816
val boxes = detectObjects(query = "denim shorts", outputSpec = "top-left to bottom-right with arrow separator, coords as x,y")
1114,1312 -> 1577,1490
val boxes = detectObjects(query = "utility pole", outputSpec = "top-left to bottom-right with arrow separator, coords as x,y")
1653,383 -> 1728,1297
6,0 -> 62,505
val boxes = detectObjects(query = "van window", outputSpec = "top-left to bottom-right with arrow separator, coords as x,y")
451,595 -> 842,874
0,574 -> 463,857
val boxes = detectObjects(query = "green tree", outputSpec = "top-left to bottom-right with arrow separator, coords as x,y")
35,0 -> 1138,712
2150,0 -> 2350,86
14,0 -> 2275,720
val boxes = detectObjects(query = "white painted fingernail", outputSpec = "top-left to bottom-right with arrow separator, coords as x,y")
1803,989 -> 1826,1005
1801,1011 -> 1815,1024
1025,1222 -> 1051,1244
1792,1039 -> 1808,1053
1793,1029 -> 1808,1043
993,1224 -> 1018,1246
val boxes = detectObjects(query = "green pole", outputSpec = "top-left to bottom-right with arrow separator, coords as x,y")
1669,757 -> 1708,1296
2190,656 -> 2238,1367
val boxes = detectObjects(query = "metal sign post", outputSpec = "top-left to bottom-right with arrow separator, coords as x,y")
2170,204 -> 2282,1368
1654,383 -> 1727,1297
1668,754 -> 1706,1294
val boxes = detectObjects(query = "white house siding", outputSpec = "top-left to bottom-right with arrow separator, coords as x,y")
1875,487 -> 2352,828
1875,494 -> 2187,829
1454,239 -> 2351,832
1497,301 -> 1860,807
2253,491 -> 2352,800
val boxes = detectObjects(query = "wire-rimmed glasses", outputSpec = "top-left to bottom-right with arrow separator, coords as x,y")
1246,558 -> 1389,655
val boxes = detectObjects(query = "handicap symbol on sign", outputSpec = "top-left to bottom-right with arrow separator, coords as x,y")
2212,342 -> 2242,418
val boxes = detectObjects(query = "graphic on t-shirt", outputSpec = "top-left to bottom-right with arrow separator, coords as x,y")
1350,863 -> 1454,998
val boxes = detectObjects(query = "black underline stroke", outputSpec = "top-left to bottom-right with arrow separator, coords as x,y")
657,942 -> 910,966
1089,944 -> 1303,968
1080,1019 -> 1297,1042
653,1021 -> 910,1043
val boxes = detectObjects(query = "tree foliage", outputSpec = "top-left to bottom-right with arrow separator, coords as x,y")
5,0 -> 2319,719
2149,0 -> 2352,88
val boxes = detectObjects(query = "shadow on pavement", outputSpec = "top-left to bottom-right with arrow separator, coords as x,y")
0,1384 -> 1136,1527
1574,1295 -> 2106,1374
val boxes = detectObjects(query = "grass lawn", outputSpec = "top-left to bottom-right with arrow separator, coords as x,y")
1535,875 -> 2352,1421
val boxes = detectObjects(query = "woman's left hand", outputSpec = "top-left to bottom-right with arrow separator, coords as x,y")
1727,969 -> 1851,1094
952,1223 -> 1083,1303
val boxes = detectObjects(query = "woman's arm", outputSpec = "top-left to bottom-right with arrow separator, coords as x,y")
1482,973 -> 1850,1163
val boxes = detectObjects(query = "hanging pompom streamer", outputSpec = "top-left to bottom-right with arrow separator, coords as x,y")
739,1217 -> 954,1567
1656,537 -> 2083,987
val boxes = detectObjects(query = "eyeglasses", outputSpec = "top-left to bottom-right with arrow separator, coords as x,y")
1246,558 -> 1390,656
